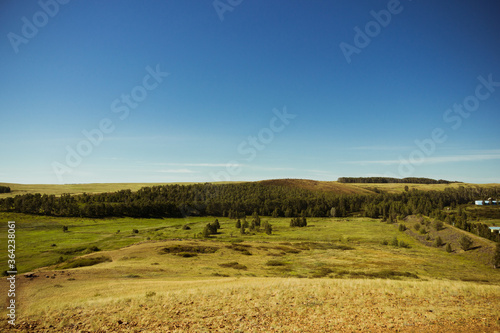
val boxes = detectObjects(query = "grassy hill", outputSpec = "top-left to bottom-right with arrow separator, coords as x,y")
2,179 -> 498,199
258,178 -> 373,194
349,182 -> 500,193
1,211 -> 499,331
0,179 -> 372,198
0,182 -> 197,198
1,179 -> 500,331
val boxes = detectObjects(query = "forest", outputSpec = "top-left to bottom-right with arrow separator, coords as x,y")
0,182 -> 499,242
0,185 -> 11,193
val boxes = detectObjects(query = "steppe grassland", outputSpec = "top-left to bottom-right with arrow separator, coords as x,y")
1,211 -> 500,331
14,277 -> 500,332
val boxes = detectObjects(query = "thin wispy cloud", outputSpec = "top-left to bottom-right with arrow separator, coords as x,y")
156,169 -> 199,174
347,152 -> 500,166
153,163 -> 243,168
350,145 -> 413,151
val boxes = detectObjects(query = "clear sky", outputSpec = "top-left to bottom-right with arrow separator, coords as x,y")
1,0 -> 499,184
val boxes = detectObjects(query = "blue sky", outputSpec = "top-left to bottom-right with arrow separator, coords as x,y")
1,0 -> 499,184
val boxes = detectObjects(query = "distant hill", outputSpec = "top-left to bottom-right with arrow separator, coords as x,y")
1,179 -> 498,198
258,179 -> 373,195
338,177 -> 461,184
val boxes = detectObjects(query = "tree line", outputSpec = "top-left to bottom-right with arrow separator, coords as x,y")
0,186 -> 11,193
0,182 -> 498,242
337,177 -> 459,184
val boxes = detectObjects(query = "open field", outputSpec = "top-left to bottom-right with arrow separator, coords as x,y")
1,212 -> 500,331
2,180 -> 499,199
349,182 -> 500,193
3,275 -> 500,332
0,182 -> 201,198
0,179 -> 371,198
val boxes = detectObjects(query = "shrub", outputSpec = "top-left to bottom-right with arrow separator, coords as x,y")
381,239 -> 389,245
493,244 -> 500,268
391,236 -> 399,247
459,235 -> 473,251
145,291 -> 156,297
62,226 -> 68,232
218,262 -> 247,270
419,228 -> 427,235
202,226 -> 212,238
434,236 -> 443,247
132,229 -> 139,234
425,234 -> 431,241
312,267 -> 334,278
227,244 -> 252,255
124,274 -> 141,278
432,220 -> 444,231
290,217 -> 307,227
398,224 -> 407,232
59,256 -> 112,269
182,225 -> 191,230
445,243 -> 452,253
235,220 -> 241,228
262,221 -> 273,235
87,246 -> 100,252
414,223 -> 420,231
161,245 -> 218,254
399,241 -> 410,248
266,260 -> 286,266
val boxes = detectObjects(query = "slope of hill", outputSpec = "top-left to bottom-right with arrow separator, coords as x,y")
348,182 -> 500,194
2,179 -> 499,198
0,179 -> 372,198
0,182 -> 202,198
258,179 -> 374,195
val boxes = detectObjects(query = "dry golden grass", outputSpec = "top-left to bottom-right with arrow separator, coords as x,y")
2,237 -> 500,332
0,182 -> 200,198
349,182 -> 500,193
0,179 -> 371,198
258,179 -> 373,194
4,276 -> 500,332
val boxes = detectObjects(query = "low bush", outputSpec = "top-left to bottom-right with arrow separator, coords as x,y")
227,244 -> 252,255
266,260 -> 287,267
176,252 -> 197,257
311,267 -> 334,278
432,220 -> 444,231
459,235 -> 473,251
445,243 -> 453,253
58,256 -> 112,269
161,245 -> 218,254
218,262 -> 247,270
398,241 -> 410,248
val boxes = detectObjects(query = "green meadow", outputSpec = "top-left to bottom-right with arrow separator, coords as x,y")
1,209 -> 499,331
1,212 -> 498,283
